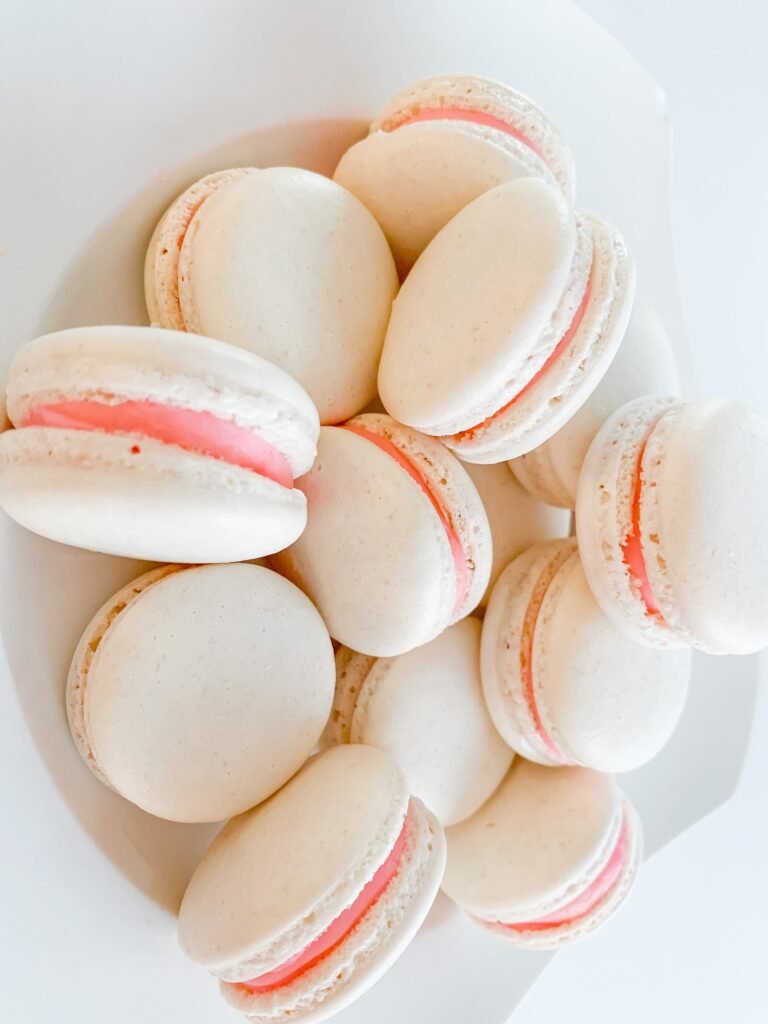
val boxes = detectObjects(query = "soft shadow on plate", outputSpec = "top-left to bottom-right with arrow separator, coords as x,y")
2,118 -> 366,913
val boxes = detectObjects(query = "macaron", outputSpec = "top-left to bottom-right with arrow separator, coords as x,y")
145,166 -> 398,423
576,396 -> 768,654
511,304 -> 680,508
481,539 -> 690,771
272,413 -> 492,656
334,73 -> 575,274
0,325 -> 318,562
178,744 -> 445,1022
460,460 -> 570,604
67,563 -> 334,822
325,618 -> 513,825
378,178 -> 635,463
442,759 -> 642,949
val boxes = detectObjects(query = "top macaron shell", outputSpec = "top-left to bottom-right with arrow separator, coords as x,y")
272,414 -> 492,656
378,178 -> 635,462
334,74 -> 574,274
511,304 -> 680,508
145,166 -> 398,424
577,397 -> 768,654
0,326 -> 319,562
67,563 -> 335,822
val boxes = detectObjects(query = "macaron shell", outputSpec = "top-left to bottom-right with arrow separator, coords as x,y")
68,564 -> 334,822
461,461 -> 570,604
322,647 -> 377,747
510,303 -> 679,508
347,618 -> 514,825
442,759 -> 623,922
170,167 -> 398,423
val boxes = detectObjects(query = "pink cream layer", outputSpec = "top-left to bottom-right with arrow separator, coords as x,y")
238,815 -> 409,994
386,107 -> 546,165
340,423 -> 470,616
494,815 -> 628,933
620,426 -> 666,622
23,400 -> 293,488
450,272 -> 593,444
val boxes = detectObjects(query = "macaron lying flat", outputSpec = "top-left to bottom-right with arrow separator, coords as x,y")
272,413 -> 492,656
325,618 -> 513,825
378,178 -> 635,463
334,73 -> 574,274
67,563 -> 334,822
511,304 -> 680,508
178,745 -> 445,1023
577,396 -> 768,654
481,539 -> 690,772
461,460 -> 570,605
442,759 -> 642,949
0,326 -> 318,562
145,166 -> 398,424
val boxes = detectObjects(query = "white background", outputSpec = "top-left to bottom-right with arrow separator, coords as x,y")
517,3 -> 768,1021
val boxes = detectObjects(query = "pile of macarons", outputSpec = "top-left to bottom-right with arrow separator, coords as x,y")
2,72 -> 768,1023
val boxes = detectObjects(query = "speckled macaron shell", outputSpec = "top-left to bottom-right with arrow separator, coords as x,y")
577,396 -> 768,654
481,539 -> 690,771
334,74 -> 574,274
0,326 -> 318,562
145,166 -> 398,424
67,563 -> 334,823
511,304 -> 680,508
272,414 -> 492,656
442,759 -> 642,949
378,178 -> 635,462
460,461 -> 570,604
324,618 -> 513,825
179,745 -> 446,1023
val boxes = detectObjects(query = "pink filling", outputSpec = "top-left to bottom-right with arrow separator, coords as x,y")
496,816 -> 628,932
23,400 -> 293,488
620,431 -> 666,621
239,817 -> 409,994
450,273 -> 593,443
387,107 -> 546,165
340,424 -> 469,615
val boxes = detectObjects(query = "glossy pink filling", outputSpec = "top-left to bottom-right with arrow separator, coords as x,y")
23,400 -> 293,488
239,817 -> 409,994
387,107 -> 546,165
620,431 -> 666,621
340,424 -> 470,615
495,816 -> 628,932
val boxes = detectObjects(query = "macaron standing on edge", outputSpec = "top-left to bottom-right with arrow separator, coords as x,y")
272,413 -> 492,656
334,73 -> 575,274
0,325 -> 319,562
576,396 -> 768,653
511,303 -> 680,508
145,166 -> 399,424
178,745 -> 446,1023
326,617 -> 513,825
67,563 -> 334,822
481,539 -> 690,771
378,178 -> 635,463
442,759 -> 642,949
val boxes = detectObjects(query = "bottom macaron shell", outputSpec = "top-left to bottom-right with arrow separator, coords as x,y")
480,800 -> 641,950
221,797 -> 445,1024
0,428 -> 306,561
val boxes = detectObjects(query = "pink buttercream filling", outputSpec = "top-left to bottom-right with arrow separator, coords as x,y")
238,816 -> 409,994
340,423 -> 470,615
387,107 -> 546,165
494,816 -> 628,933
450,272 -> 593,443
620,430 -> 666,621
23,400 -> 293,488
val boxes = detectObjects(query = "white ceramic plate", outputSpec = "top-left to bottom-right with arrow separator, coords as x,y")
0,1 -> 757,1021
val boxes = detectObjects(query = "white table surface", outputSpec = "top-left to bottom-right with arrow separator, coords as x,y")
516,2 -> 768,1021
